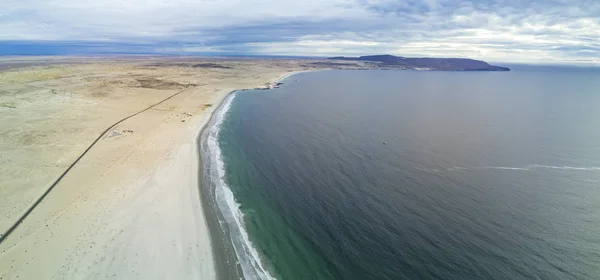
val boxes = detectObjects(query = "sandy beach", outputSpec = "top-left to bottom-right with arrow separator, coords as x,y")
0,57 -> 364,279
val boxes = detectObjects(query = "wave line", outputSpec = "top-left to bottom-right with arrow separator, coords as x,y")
417,164 -> 600,173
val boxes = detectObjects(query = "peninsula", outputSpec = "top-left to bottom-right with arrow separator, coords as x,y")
329,54 -> 510,71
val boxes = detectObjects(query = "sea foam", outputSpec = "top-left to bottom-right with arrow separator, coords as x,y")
203,92 -> 276,280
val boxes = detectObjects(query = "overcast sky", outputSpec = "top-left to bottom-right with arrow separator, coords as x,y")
1,0 -> 599,64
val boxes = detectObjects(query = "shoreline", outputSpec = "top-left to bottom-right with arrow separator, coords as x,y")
196,92 -> 239,280
0,59 -> 326,279
196,70 -> 310,280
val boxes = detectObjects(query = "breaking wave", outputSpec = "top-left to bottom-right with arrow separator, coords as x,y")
201,92 -> 276,280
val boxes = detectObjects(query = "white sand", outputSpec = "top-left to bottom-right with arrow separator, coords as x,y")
0,58 -> 323,279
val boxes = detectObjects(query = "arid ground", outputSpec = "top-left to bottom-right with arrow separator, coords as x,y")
0,56 -> 366,279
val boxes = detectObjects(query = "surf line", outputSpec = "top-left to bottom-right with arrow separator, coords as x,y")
202,91 -> 277,280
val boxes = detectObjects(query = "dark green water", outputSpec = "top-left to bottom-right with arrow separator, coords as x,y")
209,69 -> 600,280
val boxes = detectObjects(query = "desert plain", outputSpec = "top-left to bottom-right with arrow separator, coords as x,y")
0,56 -> 367,279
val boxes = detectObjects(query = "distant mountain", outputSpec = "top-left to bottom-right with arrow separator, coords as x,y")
329,54 -> 510,71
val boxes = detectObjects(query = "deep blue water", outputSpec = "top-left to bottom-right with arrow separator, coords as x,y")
210,69 -> 600,280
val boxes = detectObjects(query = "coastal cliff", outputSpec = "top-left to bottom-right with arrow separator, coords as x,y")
329,54 -> 510,71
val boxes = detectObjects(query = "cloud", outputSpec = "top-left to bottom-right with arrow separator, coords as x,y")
0,0 -> 599,64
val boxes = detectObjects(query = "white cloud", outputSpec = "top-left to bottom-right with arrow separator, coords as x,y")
0,0 -> 599,64
0,0 -> 376,40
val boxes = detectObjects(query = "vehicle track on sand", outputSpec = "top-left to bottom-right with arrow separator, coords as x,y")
0,87 -> 194,245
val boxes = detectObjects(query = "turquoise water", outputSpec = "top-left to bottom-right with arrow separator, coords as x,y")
207,69 -> 600,279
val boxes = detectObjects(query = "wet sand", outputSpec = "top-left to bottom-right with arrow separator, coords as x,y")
0,57 -> 361,279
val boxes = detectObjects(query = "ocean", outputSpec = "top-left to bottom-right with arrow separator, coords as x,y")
201,67 -> 600,280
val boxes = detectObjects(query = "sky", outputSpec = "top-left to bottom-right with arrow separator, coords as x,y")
1,0 -> 599,64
